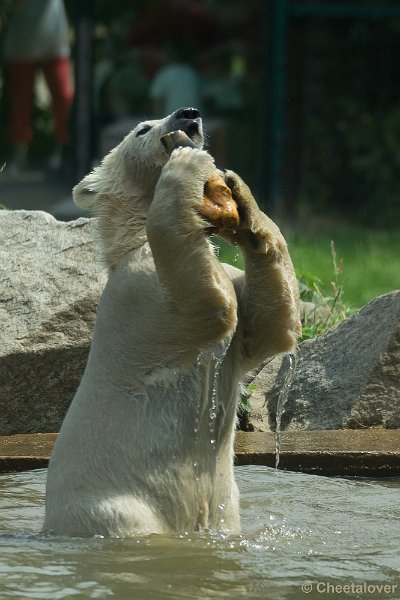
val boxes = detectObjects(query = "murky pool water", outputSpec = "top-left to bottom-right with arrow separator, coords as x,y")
0,467 -> 399,600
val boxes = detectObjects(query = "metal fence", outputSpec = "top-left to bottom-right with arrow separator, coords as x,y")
266,1 -> 400,225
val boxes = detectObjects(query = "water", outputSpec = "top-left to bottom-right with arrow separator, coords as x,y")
208,351 -> 225,450
275,352 -> 296,469
1,468 -> 399,600
192,346 -> 226,485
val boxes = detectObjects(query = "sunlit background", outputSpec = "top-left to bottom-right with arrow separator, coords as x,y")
1,0 -> 399,309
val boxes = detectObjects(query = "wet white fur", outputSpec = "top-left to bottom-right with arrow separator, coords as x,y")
43,112 -> 300,537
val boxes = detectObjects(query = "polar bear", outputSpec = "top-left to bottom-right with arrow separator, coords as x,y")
43,107 -> 301,537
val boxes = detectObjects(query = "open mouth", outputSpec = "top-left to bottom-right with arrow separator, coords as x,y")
180,118 -> 201,138
164,107 -> 204,148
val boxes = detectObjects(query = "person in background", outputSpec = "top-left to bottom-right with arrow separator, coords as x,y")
149,44 -> 202,117
3,0 -> 74,172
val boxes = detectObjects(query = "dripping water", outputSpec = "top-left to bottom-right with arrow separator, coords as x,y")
208,347 -> 228,529
275,351 -> 297,469
192,353 -> 204,492
208,341 -> 230,450
208,353 -> 222,450
192,342 -> 230,526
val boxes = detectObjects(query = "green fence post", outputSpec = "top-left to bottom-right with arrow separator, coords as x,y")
267,0 -> 288,214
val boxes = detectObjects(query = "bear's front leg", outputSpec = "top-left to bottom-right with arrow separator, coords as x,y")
220,171 -> 301,373
146,147 -> 238,352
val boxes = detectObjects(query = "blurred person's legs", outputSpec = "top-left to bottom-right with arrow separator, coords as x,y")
42,58 -> 74,144
7,61 -> 36,168
42,58 -> 74,170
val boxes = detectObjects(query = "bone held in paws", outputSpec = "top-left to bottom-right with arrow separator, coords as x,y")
161,130 -> 240,232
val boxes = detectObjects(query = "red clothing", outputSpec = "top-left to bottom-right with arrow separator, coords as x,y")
7,57 -> 74,144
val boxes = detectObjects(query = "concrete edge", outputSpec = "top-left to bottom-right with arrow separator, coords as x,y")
1,431 -> 399,477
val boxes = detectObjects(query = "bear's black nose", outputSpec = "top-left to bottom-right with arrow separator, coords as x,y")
174,107 -> 200,120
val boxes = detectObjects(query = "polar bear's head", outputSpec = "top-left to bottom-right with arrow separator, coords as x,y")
73,107 -> 203,212
73,108 -> 204,269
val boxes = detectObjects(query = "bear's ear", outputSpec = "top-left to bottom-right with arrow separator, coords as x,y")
73,169 -> 103,212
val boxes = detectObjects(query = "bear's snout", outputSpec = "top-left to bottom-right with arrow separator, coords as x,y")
174,107 -> 200,120
166,107 -> 203,147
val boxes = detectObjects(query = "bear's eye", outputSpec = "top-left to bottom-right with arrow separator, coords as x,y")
136,125 -> 152,137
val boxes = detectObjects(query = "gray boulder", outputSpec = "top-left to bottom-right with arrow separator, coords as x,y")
249,291 -> 400,431
0,211 -> 106,435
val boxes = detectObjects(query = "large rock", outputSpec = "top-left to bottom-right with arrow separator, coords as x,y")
0,211 -> 106,435
249,291 -> 400,431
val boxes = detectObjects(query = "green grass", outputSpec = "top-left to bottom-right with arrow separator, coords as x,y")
214,223 -> 400,311
286,224 -> 400,310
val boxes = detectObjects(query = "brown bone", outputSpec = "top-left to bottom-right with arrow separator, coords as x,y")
161,130 -> 240,232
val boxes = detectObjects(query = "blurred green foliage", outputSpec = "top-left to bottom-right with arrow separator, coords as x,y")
299,16 -> 400,228
1,1 -> 400,228
303,99 -> 400,228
